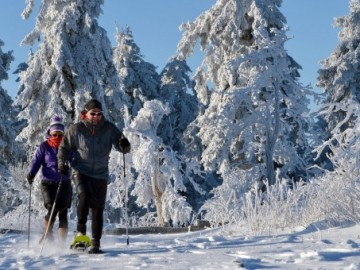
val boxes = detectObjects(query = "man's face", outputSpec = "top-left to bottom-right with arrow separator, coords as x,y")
86,109 -> 103,125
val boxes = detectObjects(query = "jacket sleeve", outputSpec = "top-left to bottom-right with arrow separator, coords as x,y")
111,123 -> 128,152
28,143 -> 45,177
57,125 -> 74,168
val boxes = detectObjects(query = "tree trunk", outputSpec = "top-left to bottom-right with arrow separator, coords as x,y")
265,86 -> 280,185
151,150 -> 164,226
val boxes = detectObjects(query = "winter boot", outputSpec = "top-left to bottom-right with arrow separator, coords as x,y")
88,239 -> 103,254
58,227 -> 68,247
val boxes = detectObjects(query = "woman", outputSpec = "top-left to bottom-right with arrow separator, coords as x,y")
27,116 -> 72,246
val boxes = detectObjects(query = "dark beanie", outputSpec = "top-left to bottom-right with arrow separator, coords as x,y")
84,99 -> 103,111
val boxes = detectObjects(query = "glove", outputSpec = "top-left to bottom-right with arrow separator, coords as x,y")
26,173 -> 35,185
119,137 -> 131,154
58,164 -> 69,176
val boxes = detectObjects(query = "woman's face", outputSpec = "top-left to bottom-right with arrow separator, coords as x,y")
49,131 -> 64,138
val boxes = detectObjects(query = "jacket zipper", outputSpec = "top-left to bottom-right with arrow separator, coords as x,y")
91,125 -> 95,175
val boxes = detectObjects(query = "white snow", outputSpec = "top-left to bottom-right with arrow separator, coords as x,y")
1,224 -> 360,269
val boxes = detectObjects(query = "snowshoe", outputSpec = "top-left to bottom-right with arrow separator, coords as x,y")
70,234 -> 91,252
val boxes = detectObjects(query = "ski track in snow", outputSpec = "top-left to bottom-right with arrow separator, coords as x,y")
1,225 -> 360,269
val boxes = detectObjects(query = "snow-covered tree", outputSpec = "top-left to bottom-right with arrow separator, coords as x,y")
0,39 -> 29,223
15,0 -> 128,145
113,26 -> 160,119
177,0 -> 312,199
305,98 -> 360,226
0,38 -> 17,166
124,100 -> 192,226
158,56 -> 198,153
158,56 -> 216,212
315,0 -> 360,170
309,1 -> 360,226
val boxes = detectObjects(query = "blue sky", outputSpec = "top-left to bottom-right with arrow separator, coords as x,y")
0,1 -> 349,99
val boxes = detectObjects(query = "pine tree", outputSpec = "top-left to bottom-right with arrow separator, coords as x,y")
157,57 -> 214,212
158,56 -> 198,153
313,0 -> 360,221
315,0 -> 360,170
0,40 -> 29,221
14,0 -> 127,144
0,38 -> 17,166
177,0 -> 312,197
113,26 -> 160,119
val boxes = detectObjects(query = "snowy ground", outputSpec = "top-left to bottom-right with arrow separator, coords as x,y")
1,224 -> 360,269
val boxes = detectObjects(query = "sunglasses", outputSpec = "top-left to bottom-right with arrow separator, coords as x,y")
51,134 -> 63,138
89,112 -> 103,116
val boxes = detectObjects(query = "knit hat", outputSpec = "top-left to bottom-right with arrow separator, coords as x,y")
84,99 -> 103,111
49,116 -> 65,133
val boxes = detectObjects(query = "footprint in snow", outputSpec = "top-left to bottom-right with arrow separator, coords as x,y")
346,239 -> 359,248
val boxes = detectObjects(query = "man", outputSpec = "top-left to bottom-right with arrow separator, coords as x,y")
57,99 -> 130,254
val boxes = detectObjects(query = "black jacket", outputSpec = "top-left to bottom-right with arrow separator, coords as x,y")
58,118 -> 126,179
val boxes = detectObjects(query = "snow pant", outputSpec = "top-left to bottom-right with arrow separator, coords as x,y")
72,173 -> 107,245
41,180 -> 72,228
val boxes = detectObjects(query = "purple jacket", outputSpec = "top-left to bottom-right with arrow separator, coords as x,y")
29,141 -> 70,182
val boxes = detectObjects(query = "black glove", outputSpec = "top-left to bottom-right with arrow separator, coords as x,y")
26,173 -> 35,185
119,137 -> 131,154
58,164 -> 69,176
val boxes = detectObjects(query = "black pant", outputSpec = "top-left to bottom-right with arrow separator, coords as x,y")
41,181 -> 72,228
72,173 -> 107,242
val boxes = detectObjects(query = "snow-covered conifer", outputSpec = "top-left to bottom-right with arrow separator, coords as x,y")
177,0 -> 312,194
315,0 -> 360,170
0,39 -> 17,166
15,0 -> 127,144
158,56 -> 198,153
113,26 -> 160,118
158,57 -> 214,212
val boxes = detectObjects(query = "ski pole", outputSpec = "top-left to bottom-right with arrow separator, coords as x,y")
123,152 -> 129,246
27,183 -> 32,248
39,176 -> 63,255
